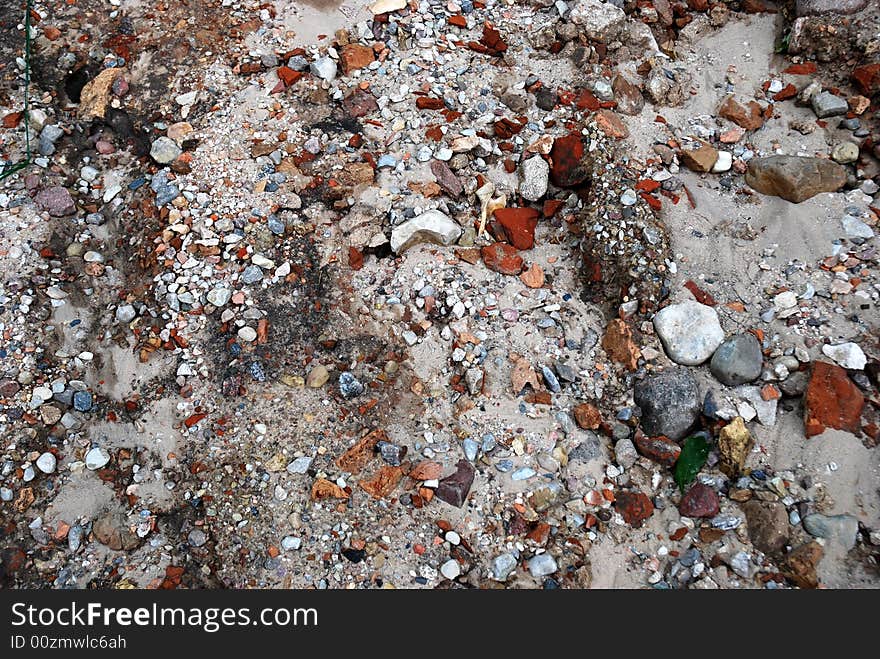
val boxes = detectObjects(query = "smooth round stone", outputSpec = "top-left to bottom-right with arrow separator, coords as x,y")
445,531 -> 461,545
150,136 -> 182,164
306,365 -> 329,387
710,333 -> 763,386
653,300 -> 725,366
237,326 -> 257,342
188,529 -> 207,547
36,452 -> 57,474
831,142 -> 859,164
85,447 -> 111,470
440,559 -> 461,580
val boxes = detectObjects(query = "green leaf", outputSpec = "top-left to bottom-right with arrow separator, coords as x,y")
674,434 -> 710,493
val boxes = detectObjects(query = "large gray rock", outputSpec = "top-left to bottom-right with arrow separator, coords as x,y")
710,333 -> 763,386
744,156 -> 847,203
634,367 -> 702,440
653,301 -> 724,366
569,0 -> 626,42
796,0 -> 867,16
811,91 -> 849,119
803,513 -> 859,550
390,210 -> 461,254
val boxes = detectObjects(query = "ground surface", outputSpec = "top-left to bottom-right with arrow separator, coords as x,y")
0,0 -> 878,590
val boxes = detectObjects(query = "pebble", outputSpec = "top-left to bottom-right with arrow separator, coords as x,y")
527,553 -> 558,577
150,137 -> 182,164
811,91 -> 849,118
310,56 -> 337,81
287,457 -> 313,474
338,372 -> 364,398
237,326 -> 257,342
511,467 -> 536,481
440,559 -> 461,580
520,156 -> 550,201
803,513 -> 859,550
633,367 -> 702,440
490,553 -> 518,581
84,447 -> 110,470
188,529 -> 207,547
281,535 -> 303,551
390,210 -> 461,253
831,142 -> 859,164
710,333 -> 763,386
614,437 -> 638,469
36,452 -> 57,474
653,301 -> 724,365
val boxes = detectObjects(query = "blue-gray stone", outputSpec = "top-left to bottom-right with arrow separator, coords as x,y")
511,467 -> 536,481
541,366 -> 561,393
338,372 -> 364,399
463,438 -> 479,461
72,391 -> 93,412
240,265 -> 263,284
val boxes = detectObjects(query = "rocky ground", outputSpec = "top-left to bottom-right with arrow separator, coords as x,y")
0,0 -> 878,590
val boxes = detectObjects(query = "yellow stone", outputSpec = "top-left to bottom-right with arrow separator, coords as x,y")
718,416 -> 753,477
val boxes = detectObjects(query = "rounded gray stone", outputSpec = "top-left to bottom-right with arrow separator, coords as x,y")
634,367 -> 702,440
710,333 -> 763,386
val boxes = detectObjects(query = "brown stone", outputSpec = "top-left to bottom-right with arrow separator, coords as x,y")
416,96 -> 445,110
340,43 -> 375,74
679,145 -> 718,173
549,133 -> 590,187
804,361 -> 865,437
435,459 -> 475,508
481,243 -> 524,275
341,87 -> 378,118
335,429 -> 386,473
335,162 -> 374,187
612,75 -> 644,116
520,263 -> 545,288
594,109 -> 629,138
678,483 -> 720,518
92,512 -> 141,551
852,63 -> 880,97
601,319 -> 641,371
783,541 -> 823,589
410,460 -> 442,480
744,156 -> 847,203
742,500 -> 789,554
718,95 -> 764,130
493,207 -> 539,250
359,465 -> 404,499
430,160 -> 463,197
311,478 -> 350,500
573,402 -> 602,430
615,491 -> 654,528
634,432 -> 681,466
